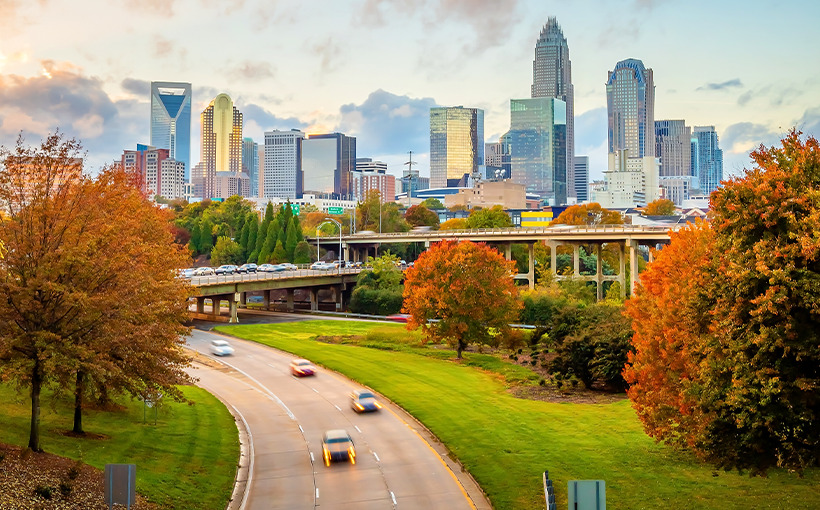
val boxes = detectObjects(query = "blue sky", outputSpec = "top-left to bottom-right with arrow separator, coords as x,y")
1,0 -> 818,183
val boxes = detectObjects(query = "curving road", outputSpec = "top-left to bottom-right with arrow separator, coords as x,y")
186,328 -> 489,510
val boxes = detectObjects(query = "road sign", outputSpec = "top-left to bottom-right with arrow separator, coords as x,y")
328,206 -> 343,215
290,204 -> 300,215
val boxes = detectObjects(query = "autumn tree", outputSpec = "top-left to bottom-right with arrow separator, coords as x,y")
465,205 -> 512,228
625,131 -> 820,474
420,198 -> 444,209
0,134 -> 192,450
439,218 -> 467,230
405,204 -> 439,228
403,241 -> 521,358
643,198 -> 677,216
550,203 -> 623,226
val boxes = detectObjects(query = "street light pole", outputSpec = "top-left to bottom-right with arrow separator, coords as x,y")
323,217 -> 342,269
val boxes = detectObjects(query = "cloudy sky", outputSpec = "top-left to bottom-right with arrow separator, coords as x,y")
1,0 -> 818,183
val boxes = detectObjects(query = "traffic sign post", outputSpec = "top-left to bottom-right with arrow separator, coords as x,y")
291,204 -> 300,215
328,206 -> 343,215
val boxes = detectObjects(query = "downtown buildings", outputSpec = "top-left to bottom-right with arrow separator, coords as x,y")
429,106 -> 484,189
150,82 -> 191,181
192,93 -> 249,199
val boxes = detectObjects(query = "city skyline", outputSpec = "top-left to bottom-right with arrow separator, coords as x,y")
0,0 -> 818,185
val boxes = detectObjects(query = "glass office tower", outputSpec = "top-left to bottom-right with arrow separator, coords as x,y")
242,137 -> 259,197
150,82 -> 191,180
301,133 -> 356,199
606,58 -> 655,158
429,106 -> 484,188
693,126 -> 724,194
504,97 -> 567,205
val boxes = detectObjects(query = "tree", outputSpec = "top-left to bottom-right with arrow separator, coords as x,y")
294,241 -> 313,264
440,218 -> 468,230
285,218 -> 299,260
405,204 -> 439,228
420,198 -> 445,209
0,133 -> 192,449
188,222 -> 202,255
271,240 -> 287,263
350,253 -> 405,315
465,205 -> 512,228
258,221 -> 279,264
211,236 -> 244,265
199,217 -> 214,254
625,131 -> 820,474
643,198 -> 677,216
246,214 -> 259,262
550,203 -> 623,226
356,190 -> 381,231
403,241 -> 521,358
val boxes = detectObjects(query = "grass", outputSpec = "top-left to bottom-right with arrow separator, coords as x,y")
216,320 -> 820,510
0,383 -> 238,510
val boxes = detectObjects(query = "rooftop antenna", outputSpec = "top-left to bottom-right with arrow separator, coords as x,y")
403,151 -> 417,207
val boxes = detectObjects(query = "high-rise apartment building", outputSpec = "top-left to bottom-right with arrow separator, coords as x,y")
655,120 -> 691,177
573,156 -> 589,202
429,106 -> 484,188
150,82 -> 191,181
502,97 -> 567,205
485,142 -> 512,180
692,126 -> 723,195
121,144 -> 186,200
195,93 -> 243,199
531,17 -> 575,199
353,158 -> 394,203
263,130 -> 304,199
242,138 -> 259,197
607,59 -> 655,158
301,133 -> 356,199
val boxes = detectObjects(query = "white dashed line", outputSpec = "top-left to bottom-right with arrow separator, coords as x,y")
312,387 -> 319,393
373,452 -> 380,462
299,425 -> 304,433
391,491 -> 397,505
310,452 -> 314,462
334,404 -> 342,411
316,488 -> 320,498
354,426 -> 362,433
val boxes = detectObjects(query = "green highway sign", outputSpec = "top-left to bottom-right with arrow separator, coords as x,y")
291,204 -> 300,215
328,206 -> 344,215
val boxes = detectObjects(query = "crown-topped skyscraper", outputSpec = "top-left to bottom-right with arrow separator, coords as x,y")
531,17 -> 574,200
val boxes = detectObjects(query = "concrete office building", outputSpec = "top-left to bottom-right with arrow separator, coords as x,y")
263,129 -> 305,199
242,137 -> 259,197
573,156 -> 589,202
121,144 -> 186,200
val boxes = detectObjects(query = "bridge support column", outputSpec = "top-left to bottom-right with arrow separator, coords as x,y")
196,296 -> 205,314
629,240 -> 639,296
229,293 -> 239,323
333,286 -> 343,310
573,244 -> 580,277
527,242 -> 535,290
619,242 -> 627,299
343,245 -> 350,263
550,242 -> 557,277
504,243 -> 512,261
239,292 -> 246,308
596,244 -> 604,301
309,288 -> 318,311
263,290 -> 270,311
424,240 -> 430,249
286,289 -> 295,312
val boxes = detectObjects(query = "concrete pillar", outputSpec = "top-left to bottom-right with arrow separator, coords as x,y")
286,289 -> 295,312
619,242 -> 627,299
596,244 -> 603,301
335,285 -> 343,310
239,292 -> 247,307
648,247 -> 655,263
629,240 -> 639,296
263,290 -> 270,311
573,244 -> 580,277
343,244 -> 349,263
527,243 -> 535,290
309,288 -> 318,311
212,297 -> 221,315
505,243 -> 512,260
550,242 -> 557,277
196,296 -> 205,314
424,240 -> 430,249
229,296 -> 239,323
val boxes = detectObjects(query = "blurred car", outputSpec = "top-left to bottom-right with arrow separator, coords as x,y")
193,267 -> 215,276
349,261 -> 363,269
310,261 -> 334,270
290,358 -> 316,377
177,268 -> 196,279
209,339 -> 234,356
238,263 -> 258,273
386,313 -> 412,323
257,263 -> 276,272
350,389 -> 382,413
279,263 -> 298,271
321,429 -> 356,466
215,264 -> 238,275
269,264 -> 288,272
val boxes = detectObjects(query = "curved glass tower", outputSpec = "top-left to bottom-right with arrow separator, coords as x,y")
606,59 -> 655,158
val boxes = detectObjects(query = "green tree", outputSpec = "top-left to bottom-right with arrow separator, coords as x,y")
356,190 -> 382,231
258,221 -> 279,264
271,240 -> 287,263
349,254 -> 405,315
199,218 -> 214,254
239,215 -> 252,259
246,214 -> 260,263
285,218 -> 299,260
405,204 -> 440,228
420,198 -> 445,209
465,205 -> 512,228
211,236 -> 244,265
294,241 -> 313,264
189,222 -> 202,255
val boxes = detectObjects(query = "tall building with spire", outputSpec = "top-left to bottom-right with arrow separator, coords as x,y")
193,93 -> 245,199
150,82 -> 191,180
531,18 -> 575,201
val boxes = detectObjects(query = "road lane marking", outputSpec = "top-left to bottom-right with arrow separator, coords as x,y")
267,363 -> 277,368
299,425 -> 304,433
334,404 -> 342,411
310,452 -> 314,462
316,488 -> 320,498
312,387 -> 319,393
391,491 -> 397,506
373,452 -> 380,462
355,425 -> 362,433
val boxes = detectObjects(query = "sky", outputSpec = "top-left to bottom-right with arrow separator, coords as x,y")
1,0 -> 819,184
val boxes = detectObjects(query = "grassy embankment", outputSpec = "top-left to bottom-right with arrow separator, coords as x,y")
217,320 -> 820,510
0,384 -> 238,510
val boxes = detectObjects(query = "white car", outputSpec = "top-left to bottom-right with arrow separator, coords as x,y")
209,339 -> 234,356
310,262 -> 334,270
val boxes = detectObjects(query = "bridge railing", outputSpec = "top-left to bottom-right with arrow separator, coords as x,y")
188,267 -> 361,286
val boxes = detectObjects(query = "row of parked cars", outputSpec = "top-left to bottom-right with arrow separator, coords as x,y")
179,263 -> 300,278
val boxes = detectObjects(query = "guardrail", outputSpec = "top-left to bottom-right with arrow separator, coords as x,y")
187,267 -> 362,286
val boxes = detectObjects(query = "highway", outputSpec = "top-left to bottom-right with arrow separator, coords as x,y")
186,327 -> 489,510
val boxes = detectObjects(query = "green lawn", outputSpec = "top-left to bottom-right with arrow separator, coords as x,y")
0,384 -> 238,510
217,320 -> 820,510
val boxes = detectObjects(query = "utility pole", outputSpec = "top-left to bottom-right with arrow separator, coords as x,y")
404,150 -> 417,208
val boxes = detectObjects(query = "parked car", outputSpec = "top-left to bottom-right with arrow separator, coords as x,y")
290,359 -> 316,377
238,263 -> 258,273
209,339 -> 234,356
350,389 -> 382,413
215,264 -> 238,275
193,267 -> 215,276
321,429 -> 356,466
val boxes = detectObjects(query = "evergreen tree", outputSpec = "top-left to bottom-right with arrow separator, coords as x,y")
294,241 -> 313,264
189,222 -> 202,255
199,218 -> 214,255
234,213 -> 246,244
239,216 -> 251,259
264,201 -> 274,223
246,214 -> 259,262
292,214 -> 304,242
272,240 -> 287,263
254,216 -> 269,259
285,217 -> 299,261
258,221 -> 279,264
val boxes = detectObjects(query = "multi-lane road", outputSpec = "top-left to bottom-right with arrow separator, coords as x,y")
185,325 -> 490,510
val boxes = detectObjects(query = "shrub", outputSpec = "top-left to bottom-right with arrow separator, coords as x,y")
59,481 -> 72,496
34,485 -> 53,500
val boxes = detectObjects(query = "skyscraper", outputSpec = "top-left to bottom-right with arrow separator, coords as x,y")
693,126 -> 724,195
573,156 -> 589,202
195,93 -> 243,199
242,137 -> 259,197
606,58 -> 655,158
531,18 -> 575,199
263,129 -> 305,199
121,144 -> 186,200
150,82 -> 191,180
429,106 -> 484,188
502,97 -> 567,205
301,133 -> 356,199
655,120 -> 691,177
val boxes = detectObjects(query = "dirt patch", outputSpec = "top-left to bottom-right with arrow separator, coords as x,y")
0,443 -> 158,509
509,384 -> 626,404
314,334 -> 362,344
57,431 -> 109,441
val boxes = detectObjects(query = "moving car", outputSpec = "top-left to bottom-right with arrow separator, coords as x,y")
310,261 -> 334,270
386,313 -> 412,323
193,267 -> 215,276
350,389 -> 382,413
290,358 -> 316,377
209,339 -> 234,356
238,263 -> 258,273
215,264 -> 238,275
321,429 -> 356,466
279,263 -> 298,271
177,268 -> 196,278
257,263 -> 276,272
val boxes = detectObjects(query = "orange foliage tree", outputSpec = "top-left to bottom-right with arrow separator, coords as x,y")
642,198 -> 676,216
550,202 -> 623,226
402,240 -> 521,358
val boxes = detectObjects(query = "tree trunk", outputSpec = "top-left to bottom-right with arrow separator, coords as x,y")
73,370 -> 85,435
29,359 -> 42,452
457,339 -> 465,359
